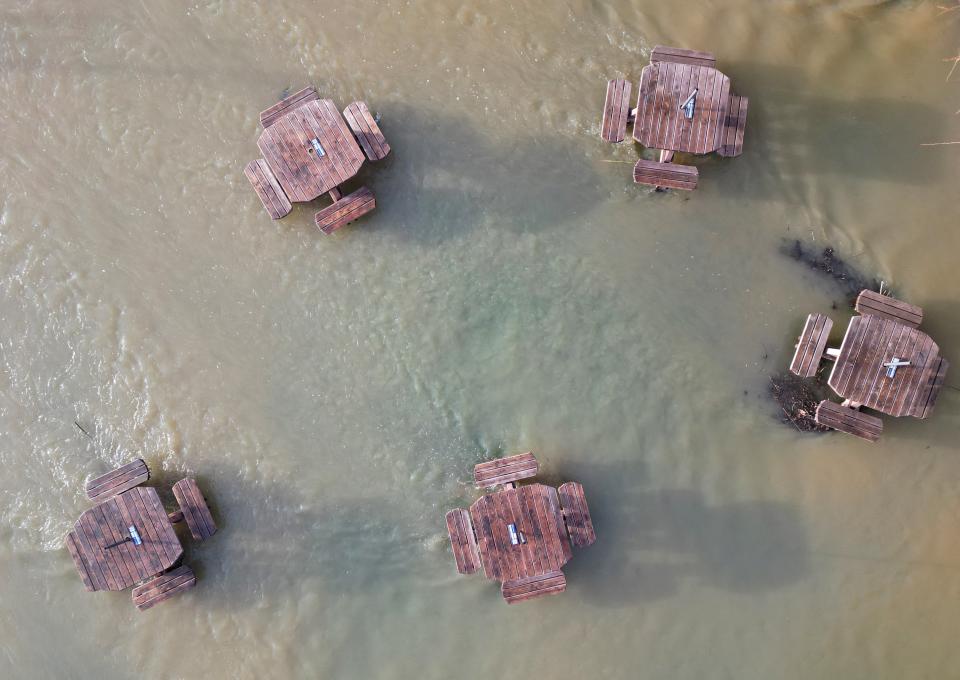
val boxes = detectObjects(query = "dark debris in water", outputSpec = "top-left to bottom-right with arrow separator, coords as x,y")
769,371 -> 831,433
780,239 -> 881,305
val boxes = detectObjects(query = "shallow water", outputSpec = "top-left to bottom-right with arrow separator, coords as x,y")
1,1 -> 959,678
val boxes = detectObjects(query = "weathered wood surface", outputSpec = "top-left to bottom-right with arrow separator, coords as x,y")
633,159 -> 698,190
601,78 -> 633,143
86,459 -> 150,503
172,478 -> 217,542
717,94 -> 748,157
790,313 -> 834,378
557,482 -> 595,548
650,45 -> 716,68
815,400 -> 883,442
244,159 -> 292,219
501,570 -> 566,604
257,99 -> 365,202
314,186 -> 376,234
633,61 -> 730,154
132,565 -> 196,611
827,315 -> 945,418
855,290 -> 923,328
66,487 -> 183,592
445,508 -> 481,575
474,452 -> 539,489
260,86 -> 319,129
343,102 -> 390,161
469,483 -> 572,583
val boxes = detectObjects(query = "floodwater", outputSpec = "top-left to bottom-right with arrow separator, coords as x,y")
1,1 -> 959,678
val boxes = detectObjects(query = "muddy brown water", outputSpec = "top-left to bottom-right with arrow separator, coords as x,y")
1,1 -> 959,678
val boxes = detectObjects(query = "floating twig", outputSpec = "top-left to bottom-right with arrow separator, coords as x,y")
74,421 -> 92,439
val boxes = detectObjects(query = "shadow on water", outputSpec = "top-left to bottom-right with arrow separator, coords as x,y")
349,104 -> 604,246
554,457 -> 809,607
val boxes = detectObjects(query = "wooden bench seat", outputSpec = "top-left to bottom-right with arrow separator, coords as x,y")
855,289 -> 923,328
633,159 -> 698,190
86,459 -> 150,503
474,452 -> 539,489
132,565 -> 196,611
815,400 -> 883,442
445,508 -> 481,575
601,78 -> 633,143
912,356 -> 949,419
650,45 -> 716,68
789,313 -> 834,378
501,570 -> 566,604
314,186 -> 376,234
260,86 -> 319,128
244,159 -> 292,219
172,478 -> 217,542
558,482 -> 596,548
718,94 -> 748,157
343,102 -> 391,161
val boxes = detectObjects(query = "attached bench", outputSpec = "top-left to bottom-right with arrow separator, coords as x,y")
445,508 -> 481,575
650,45 -> 716,68
601,78 -> 633,143
718,94 -> 749,158
259,86 -> 319,129
86,459 -> 150,503
855,289 -> 923,328
557,482 -> 596,548
474,452 -> 539,489
815,400 -> 883,442
501,570 -> 566,604
172,478 -> 217,542
633,159 -> 698,190
911,356 -> 950,419
343,102 -> 391,161
132,565 -> 196,611
314,186 -> 376,234
789,313 -> 834,378
244,159 -> 292,219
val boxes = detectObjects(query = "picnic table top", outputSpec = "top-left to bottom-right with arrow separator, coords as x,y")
468,483 -> 572,583
66,486 -> 182,592
257,98 -> 365,203
828,314 -> 942,418
633,60 -> 731,154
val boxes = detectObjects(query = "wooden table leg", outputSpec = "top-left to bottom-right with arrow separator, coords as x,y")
328,187 -> 342,203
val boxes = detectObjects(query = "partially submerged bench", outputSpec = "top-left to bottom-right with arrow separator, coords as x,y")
501,571 -> 566,604
444,508 -> 481,575
474,452 -> 538,489
855,290 -> 923,328
86,458 -> 150,503
558,482 -> 596,548
132,565 -> 196,611
315,186 -> 376,235
815,400 -> 883,442
633,159 -> 698,191
789,313 -> 834,378
172,478 -> 217,542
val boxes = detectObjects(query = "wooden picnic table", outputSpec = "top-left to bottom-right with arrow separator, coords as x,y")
600,46 -> 748,190
445,452 -> 595,603
789,290 -> 949,441
65,459 -> 218,610
245,87 -> 390,234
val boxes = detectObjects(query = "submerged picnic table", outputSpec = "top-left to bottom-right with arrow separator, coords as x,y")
445,452 -> 595,604
789,289 -> 949,441
65,459 -> 217,610
245,86 -> 390,234
600,45 -> 748,190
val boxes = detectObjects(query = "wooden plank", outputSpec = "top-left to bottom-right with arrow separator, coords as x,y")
95,502 -> 138,588
445,508 -> 481,574
172,478 -> 217,541
78,508 -> 122,590
86,459 -> 149,502
557,482 -> 596,548
633,159 -> 698,190
132,565 -> 196,611
815,401 -> 882,441
501,571 -> 566,604
474,452 -> 539,488
855,290 -> 923,328
650,45 -> 716,68
115,491 -> 163,577
343,101 -> 391,160
789,313 -> 834,378
65,532 -> 97,592
314,186 -> 376,234
260,86 -> 319,128
69,521 -> 110,592
128,487 -> 183,568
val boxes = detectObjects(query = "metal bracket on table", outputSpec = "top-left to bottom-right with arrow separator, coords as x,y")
882,357 -> 910,378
